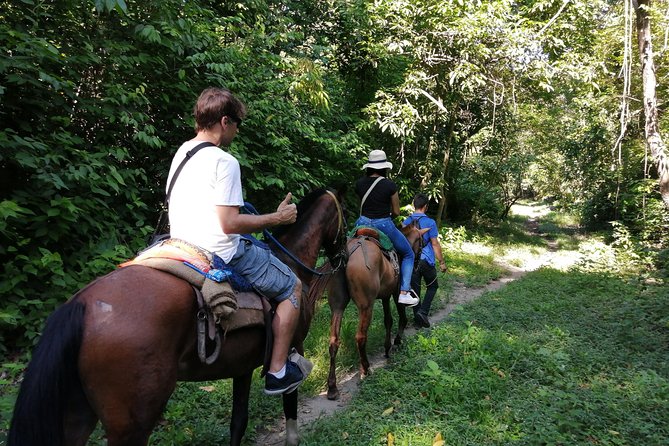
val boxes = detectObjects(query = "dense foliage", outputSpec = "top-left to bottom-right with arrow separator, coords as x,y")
0,0 -> 360,352
1,0 -> 667,359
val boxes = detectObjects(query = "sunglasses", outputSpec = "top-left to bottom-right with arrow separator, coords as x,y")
227,116 -> 242,127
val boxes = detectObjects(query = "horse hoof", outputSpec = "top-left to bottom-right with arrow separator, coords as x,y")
285,418 -> 299,446
326,388 -> 340,400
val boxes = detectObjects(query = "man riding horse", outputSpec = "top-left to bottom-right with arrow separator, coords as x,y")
167,87 -> 306,395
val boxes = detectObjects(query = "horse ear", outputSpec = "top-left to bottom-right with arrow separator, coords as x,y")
331,183 -> 348,199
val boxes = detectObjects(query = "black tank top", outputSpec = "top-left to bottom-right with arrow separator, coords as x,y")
355,176 -> 398,218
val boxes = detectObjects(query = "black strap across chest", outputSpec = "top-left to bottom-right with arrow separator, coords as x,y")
165,141 -> 215,205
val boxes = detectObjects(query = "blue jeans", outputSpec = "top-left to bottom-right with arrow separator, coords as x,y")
355,216 -> 414,292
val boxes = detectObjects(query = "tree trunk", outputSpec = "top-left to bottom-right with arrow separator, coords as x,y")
436,117 -> 455,227
634,0 -> 669,209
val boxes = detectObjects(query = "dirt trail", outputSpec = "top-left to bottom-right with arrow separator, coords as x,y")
255,205 -> 571,445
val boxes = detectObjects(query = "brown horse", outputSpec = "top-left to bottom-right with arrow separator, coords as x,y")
8,188 -> 346,446
324,222 -> 428,400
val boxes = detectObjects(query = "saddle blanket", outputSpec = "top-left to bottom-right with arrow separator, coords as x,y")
121,238 -> 212,273
120,240 -> 265,331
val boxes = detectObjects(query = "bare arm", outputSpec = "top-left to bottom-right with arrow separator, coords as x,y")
216,193 -> 297,235
431,237 -> 448,272
390,192 -> 400,217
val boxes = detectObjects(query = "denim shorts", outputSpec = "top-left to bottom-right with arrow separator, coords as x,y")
227,238 -> 298,305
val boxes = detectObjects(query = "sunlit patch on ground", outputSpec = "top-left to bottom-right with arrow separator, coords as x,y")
496,202 -> 583,271
499,246 -> 583,272
460,241 -> 493,256
510,202 -> 552,219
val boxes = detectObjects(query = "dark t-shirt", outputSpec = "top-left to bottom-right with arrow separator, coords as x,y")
355,176 -> 398,218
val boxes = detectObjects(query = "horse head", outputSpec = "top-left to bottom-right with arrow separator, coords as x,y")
401,221 -> 430,257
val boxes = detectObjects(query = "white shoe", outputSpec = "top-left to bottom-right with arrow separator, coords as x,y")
398,292 -> 419,306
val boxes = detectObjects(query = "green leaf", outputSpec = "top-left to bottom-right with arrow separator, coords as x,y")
109,167 -> 126,186
115,0 -> 128,13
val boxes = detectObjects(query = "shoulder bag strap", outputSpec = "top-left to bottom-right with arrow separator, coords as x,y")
359,176 -> 384,215
165,141 -> 215,205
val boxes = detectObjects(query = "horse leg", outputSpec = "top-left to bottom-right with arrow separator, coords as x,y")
98,378 -> 176,446
230,373 -> 252,446
394,292 -> 408,346
64,383 -> 98,446
327,271 -> 350,400
81,340 -> 180,446
356,305 -> 374,377
283,390 -> 300,446
381,297 -> 393,358
280,341 -> 302,445
327,307 -> 345,400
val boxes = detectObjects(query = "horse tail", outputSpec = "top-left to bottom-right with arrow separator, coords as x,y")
8,298 -> 86,446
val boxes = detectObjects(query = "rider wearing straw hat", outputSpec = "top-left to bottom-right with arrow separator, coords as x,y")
354,149 -> 419,306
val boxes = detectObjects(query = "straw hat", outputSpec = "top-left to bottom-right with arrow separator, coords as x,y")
361,149 -> 393,170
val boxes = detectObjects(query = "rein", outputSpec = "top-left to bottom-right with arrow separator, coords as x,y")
243,190 -> 346,277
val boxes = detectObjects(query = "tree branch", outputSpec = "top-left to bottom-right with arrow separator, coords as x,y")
537,0 -> 571,37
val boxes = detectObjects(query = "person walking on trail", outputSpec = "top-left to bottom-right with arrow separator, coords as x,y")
167,87 -> 306,395
402,193 -> 448,328
354,149 -> 419,306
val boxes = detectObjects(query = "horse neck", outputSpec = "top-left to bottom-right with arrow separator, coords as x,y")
274,198 -> 337,282
402,228 -> 422,255
278,198 -> 341,326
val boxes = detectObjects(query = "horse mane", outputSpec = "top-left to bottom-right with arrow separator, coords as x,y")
270,188 -> 335,321
305,262 -> 334,307
271,188 -> 328,238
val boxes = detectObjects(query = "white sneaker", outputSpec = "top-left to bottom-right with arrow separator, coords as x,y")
398,292 -> 419,306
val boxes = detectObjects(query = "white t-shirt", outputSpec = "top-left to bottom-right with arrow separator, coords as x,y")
167,140 -> 244,262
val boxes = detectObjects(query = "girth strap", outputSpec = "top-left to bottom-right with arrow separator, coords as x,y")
349,236 -> 399,275
194,285 -> 222,365
261,296 -> 274,377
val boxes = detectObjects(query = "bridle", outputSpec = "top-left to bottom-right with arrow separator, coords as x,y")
323,190 -> 348,274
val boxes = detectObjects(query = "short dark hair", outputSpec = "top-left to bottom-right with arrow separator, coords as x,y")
366,167 -> 389,176
193,87 -> 247,132
413,193 -> 429,209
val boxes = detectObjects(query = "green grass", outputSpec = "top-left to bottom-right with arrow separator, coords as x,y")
298,269 -> 669,445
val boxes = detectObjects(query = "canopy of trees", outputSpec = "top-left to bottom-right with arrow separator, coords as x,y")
1,0 -> 668,352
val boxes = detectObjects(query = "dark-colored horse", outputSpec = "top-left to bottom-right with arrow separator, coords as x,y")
8,188 -> 346,446
324,223 -> 428,400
